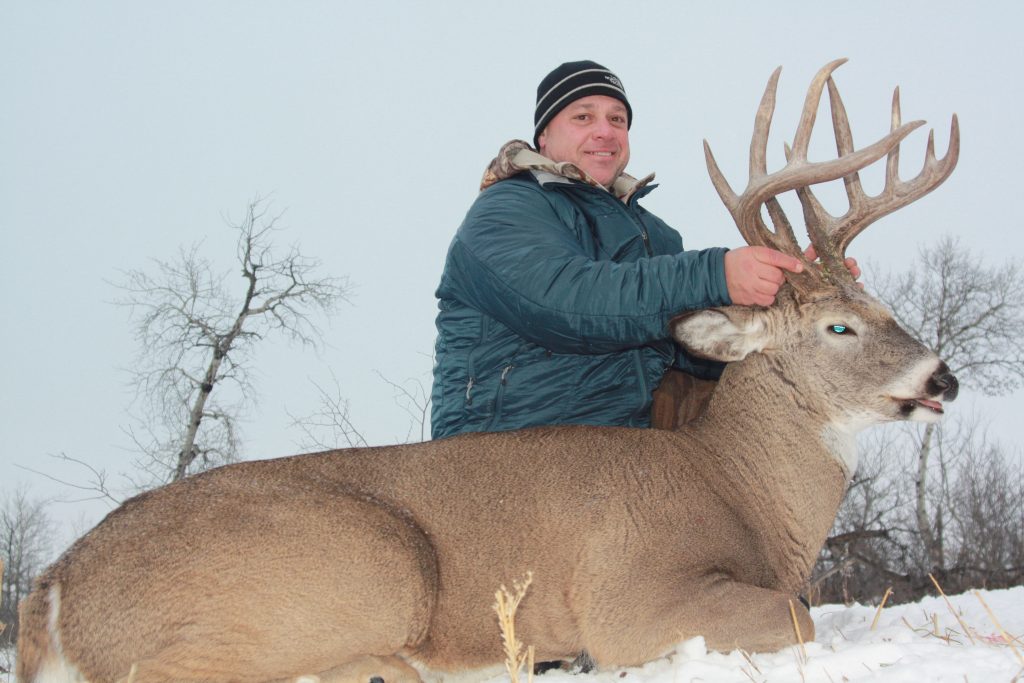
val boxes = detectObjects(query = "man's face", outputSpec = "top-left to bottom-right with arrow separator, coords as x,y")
537,95 -> 630,189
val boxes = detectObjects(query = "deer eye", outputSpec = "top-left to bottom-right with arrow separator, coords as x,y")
829,324 -> 852,335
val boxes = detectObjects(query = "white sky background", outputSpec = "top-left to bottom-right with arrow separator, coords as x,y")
2,1 -> 1022,537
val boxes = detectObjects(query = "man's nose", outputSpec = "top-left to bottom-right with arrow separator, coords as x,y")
592,119 -> 614,138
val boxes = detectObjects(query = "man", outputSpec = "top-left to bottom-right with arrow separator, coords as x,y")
430,60 -> 809,440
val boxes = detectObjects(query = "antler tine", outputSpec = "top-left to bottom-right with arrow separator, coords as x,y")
705,140 -> 798,256
831,94 -> 960,255
750,66 -> 782,181
790,59 -> 848,162
792,75 -> 870,280
705,67 -> 794,254
705,65 -> 807,257
886,87 -> 902,191
789,75 -> 955,285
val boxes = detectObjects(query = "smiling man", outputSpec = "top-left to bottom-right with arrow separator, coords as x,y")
430,60 -> 805,439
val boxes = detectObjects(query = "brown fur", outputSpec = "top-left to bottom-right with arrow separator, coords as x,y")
17,291 -> 955,683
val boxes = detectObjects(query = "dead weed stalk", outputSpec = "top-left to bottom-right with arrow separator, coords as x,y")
494,571 -> 535,683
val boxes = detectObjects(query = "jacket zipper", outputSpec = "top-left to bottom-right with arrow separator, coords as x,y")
484,363 -> 515,431
601,188 -> 654,257
639,227 -> 652,256
562,183 -> 655,257
625,198 -> 654,257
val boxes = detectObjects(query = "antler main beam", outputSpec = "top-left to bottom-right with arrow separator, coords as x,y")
704,59 -> 960,292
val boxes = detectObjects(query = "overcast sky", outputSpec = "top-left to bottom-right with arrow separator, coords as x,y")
3,1 -> 1021,536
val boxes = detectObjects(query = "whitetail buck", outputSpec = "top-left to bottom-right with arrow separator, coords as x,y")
18,59 -> 959,683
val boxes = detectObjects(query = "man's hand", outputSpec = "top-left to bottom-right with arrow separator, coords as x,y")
724,246 -> 804,307
804,245 -> 862,283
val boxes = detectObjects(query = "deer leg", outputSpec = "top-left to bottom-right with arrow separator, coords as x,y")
282,655 -> 423,683
53,489 -> 439,683
581,579 -> 813,667
692,581 -> 814,654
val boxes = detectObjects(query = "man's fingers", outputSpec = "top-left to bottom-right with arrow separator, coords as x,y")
755,246 -> 804,273
844,256 -> 862,280
724,246 -> 804,306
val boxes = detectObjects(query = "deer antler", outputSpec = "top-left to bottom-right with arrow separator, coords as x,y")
704,59 -> 960,294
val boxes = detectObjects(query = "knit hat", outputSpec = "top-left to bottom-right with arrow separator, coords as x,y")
533,60 -> 632,149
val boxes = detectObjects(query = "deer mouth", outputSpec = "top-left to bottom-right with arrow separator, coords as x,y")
895,397 -> 944,416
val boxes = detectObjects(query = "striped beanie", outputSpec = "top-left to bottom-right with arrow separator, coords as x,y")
533,60 -> 632,149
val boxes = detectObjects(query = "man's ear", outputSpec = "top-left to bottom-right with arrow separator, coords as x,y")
671,307 -> 772,362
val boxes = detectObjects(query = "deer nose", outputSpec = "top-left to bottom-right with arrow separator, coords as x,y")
929,362 -> 959,401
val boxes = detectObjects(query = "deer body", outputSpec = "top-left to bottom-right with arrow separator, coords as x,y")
18,299 -> 943,681
21,397 -> 844,682
18,60 -> 960,683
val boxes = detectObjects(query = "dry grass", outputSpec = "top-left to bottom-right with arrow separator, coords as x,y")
929,574 -> 977,645
493,571 -> 535,683
869,587 -> 893,631
973,590 -> 1024,667
788,599 -> 808,659
883,575 -> 1024,676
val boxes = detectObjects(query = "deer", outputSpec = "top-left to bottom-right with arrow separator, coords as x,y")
18,59 -> 959,683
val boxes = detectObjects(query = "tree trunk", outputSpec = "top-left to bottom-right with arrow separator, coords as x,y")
915,422 -> 944,572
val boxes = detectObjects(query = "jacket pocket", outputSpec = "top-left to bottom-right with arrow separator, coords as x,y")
482,342 -> 529,431
463,316 -> 490,409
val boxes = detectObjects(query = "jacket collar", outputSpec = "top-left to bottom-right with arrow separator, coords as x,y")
480,139 -> 656,203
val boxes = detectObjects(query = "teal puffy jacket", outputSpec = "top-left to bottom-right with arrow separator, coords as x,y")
431,161 -> 732,439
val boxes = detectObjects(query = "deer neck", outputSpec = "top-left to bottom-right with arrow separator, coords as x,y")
686,352 -> 850,590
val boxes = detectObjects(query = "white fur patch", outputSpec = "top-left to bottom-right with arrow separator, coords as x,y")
885,357 -> 940,401
32,657 -> 85,683
29,584 -> 88,683
820,423 -> 861,478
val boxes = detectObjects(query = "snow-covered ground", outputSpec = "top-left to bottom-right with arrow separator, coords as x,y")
2,587 -> 1021,682
497,587 -> 1024,683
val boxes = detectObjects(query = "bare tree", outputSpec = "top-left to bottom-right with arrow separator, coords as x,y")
115,198 -> 350,485
289,368 -> 432,452
288,371 -> 369,451
872,236 -> 1024,575
375,368 -> 432,444
938,422 -> 1024,591
1,487 -> 55,645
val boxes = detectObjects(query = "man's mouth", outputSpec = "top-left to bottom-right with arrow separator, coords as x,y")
586,151 -> 616,157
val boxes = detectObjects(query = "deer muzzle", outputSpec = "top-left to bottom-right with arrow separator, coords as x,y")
928,361 -> 959,402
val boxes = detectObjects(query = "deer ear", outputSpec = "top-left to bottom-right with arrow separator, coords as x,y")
670,307 -> 771,362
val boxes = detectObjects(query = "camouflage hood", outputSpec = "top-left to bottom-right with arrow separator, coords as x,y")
479,139 -> 656,203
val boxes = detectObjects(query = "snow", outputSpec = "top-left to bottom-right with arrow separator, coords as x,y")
486,587 -> 1024,683
1,588 -> 1021,682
